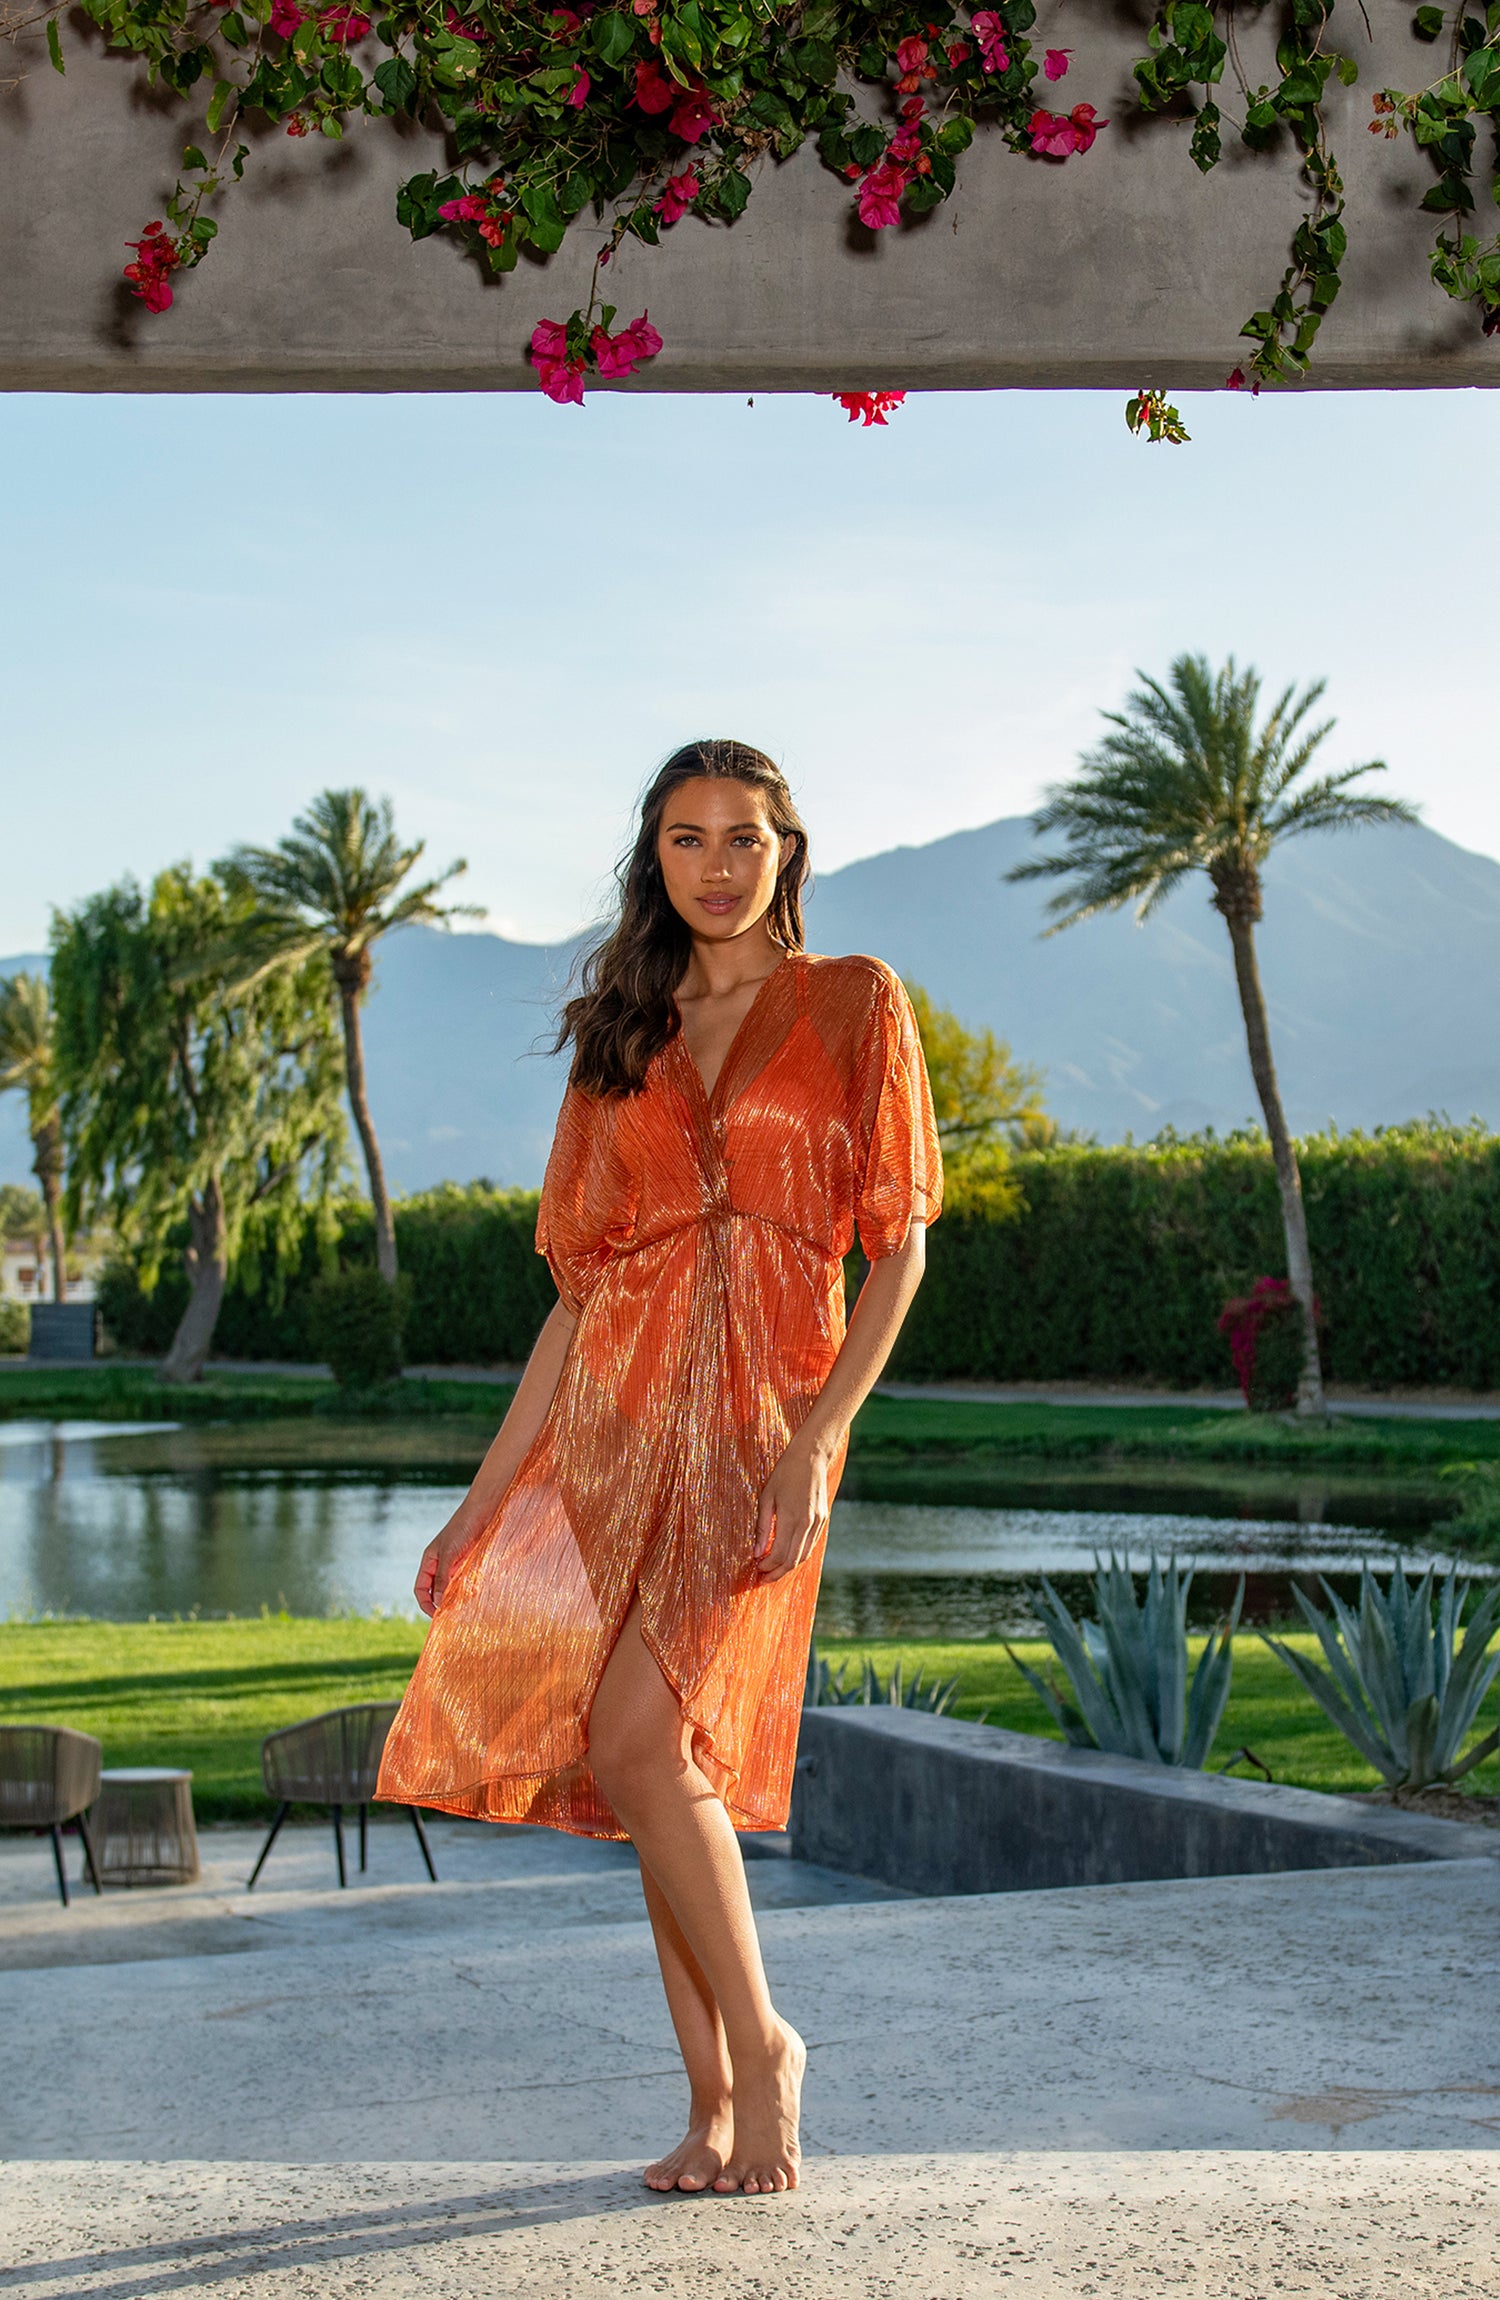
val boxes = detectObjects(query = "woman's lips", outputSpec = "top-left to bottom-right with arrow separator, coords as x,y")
698,895 -> 740,913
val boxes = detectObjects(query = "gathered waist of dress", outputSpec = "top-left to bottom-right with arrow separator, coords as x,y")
610,1206 -> 840,1265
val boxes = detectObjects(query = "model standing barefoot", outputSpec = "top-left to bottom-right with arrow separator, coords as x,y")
377,739 -> 942,2195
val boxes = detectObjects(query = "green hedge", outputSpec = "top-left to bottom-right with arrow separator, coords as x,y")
97,1122 -> 1500,1391
97,1183 -> 555,1367
892,1121 -> 1500,1391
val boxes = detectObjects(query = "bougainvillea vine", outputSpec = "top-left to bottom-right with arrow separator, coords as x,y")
15,2 -> 1500,420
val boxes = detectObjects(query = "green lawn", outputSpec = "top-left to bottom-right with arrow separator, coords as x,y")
2,1617 -> 1492,1821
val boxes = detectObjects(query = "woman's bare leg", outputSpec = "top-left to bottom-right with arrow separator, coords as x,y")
587,1600 -> 804,2195
637,1864 -> 734,2191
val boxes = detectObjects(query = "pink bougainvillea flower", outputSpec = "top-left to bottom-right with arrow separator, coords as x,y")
633,59 -> 676,113
632,0 -> 655,11
887,123 -> 922,163
670,90 -> 716,141
1029,102 -> 1108,156
590,311 -> 664,378
269,0 -> 303,34
285,112 -> 311,135
438,191 -> 490,222
549,4 -> 582,32
947,39 -> 970,65
530,317 -> 570,363
1043,47 -> 1071,80
834,390 -> 906,426
1067,102 -> 1107,152
320,4 -> 371,42
969,10 -> 1009,73
895,35 -> 928,73
899,94 -> 925,121
565,66 -> 590,106
655,167 -> 700,224
1225,366 -> 1245,390
122,221 -> 180,314
538,358 -> 586,405
857,160 -> 909,229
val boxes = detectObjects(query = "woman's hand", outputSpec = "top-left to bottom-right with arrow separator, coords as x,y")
413,1522 -> 475,1618
753,1440 -> 835,1582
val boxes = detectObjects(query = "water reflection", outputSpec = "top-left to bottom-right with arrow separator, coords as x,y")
0,1418 -> 1480,1630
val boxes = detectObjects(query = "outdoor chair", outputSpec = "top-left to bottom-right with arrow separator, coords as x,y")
247,1701 -> 438,1891
0,1726 -> 104,1907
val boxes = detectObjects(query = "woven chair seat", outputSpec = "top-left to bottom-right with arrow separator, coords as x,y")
0,1725 -> 104,1906
248,1702 -> 436,1891
261,1702 -> 403,1804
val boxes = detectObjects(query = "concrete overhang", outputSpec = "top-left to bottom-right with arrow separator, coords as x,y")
2,7 -> 1497,393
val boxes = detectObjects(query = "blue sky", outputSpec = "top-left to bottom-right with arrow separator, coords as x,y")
3,384 -> 1496,953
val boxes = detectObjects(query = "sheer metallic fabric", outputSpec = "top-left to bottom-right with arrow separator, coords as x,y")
376,952 -> 942,1839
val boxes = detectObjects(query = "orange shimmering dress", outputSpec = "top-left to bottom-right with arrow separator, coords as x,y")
376,951 -> 942,1839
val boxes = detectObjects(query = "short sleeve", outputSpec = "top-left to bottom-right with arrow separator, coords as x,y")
855,970 -> 944,1260
534,1083 -> 629,1315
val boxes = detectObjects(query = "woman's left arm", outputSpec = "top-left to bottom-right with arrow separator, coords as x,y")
753,1224 -> 927,1582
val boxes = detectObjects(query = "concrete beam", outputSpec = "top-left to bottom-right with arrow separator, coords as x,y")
2,7 -> 1498,392
789,1707 -> 1500,1896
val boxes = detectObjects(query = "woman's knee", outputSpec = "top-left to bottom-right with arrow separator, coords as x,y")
587,1696 -> 689,1809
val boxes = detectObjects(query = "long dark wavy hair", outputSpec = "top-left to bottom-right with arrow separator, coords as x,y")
555,740 -> 812,1098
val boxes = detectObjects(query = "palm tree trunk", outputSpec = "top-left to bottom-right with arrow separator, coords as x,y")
1219,907 -> 1326,1419
30,1108 -> 66,1305
336,972 -> 398,1286
162,1175 -> 227,1384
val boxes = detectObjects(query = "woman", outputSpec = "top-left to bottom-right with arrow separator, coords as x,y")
377,738 -> 941,2196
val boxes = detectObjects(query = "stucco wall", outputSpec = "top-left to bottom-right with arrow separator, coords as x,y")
2,5 -> 1496,392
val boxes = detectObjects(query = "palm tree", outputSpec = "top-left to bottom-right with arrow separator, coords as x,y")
215,791 -> 478,1285
1008,654 -> 1418,1419
0,973 -> 67,1305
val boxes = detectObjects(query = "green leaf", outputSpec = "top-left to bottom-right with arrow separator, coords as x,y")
518,180 -> 566,252
1336,52 -> 1359,85
936,115 -> 975,155
1189,99 -> 1221,172
206,78 -> 237,134
374,55 -> 417,111
593,9 -> 635,67
182,145 -> 209,172
715,166 -> 751,218
219,13 -> 249,48
46,16 -> 65,74
1414,4 -> 1445,34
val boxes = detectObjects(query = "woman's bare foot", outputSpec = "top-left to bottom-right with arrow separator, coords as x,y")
644,2102 -> 734,2193
712,2022 -> 805,2195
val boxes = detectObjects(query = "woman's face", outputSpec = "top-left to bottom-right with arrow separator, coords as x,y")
656,777 -> 789,945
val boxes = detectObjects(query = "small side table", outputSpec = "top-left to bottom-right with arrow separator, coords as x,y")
92,1768 -> 200,1886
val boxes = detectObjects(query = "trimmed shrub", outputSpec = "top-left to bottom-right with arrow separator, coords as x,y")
307,1266 -> 410,1390
0,1299 -> 29,1355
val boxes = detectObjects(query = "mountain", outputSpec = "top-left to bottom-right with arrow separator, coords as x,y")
2,816 -> 1493,1191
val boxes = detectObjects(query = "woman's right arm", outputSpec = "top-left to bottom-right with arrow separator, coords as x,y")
414,1297 -> 579,1615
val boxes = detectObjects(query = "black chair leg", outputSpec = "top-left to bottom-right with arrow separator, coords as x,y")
332,1802 -> 347,1888
246,1801 -> 291,1892
49,1824 -> 70,1908
77,1811 -> 103,1895
358,1803 -> 368,1873
407,1806 -> 438,1883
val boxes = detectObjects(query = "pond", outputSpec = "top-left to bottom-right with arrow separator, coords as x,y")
0,1418 -> 1481,1634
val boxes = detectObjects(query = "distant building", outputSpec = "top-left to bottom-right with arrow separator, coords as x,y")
1,1236 -> 99,1304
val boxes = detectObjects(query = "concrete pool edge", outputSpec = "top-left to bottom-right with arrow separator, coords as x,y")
789,1707 -> 1499,1897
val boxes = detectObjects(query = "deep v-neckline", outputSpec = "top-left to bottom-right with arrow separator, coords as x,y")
673,953 -> 799,1111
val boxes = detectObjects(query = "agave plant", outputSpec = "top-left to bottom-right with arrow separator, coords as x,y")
1261,1564 -> 1500,1792
1007,1555 -> 1244,1769
808,1651 -> 961,1716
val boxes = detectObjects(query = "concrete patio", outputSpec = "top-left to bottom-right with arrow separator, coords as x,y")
1,1814 -> 1496,2294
